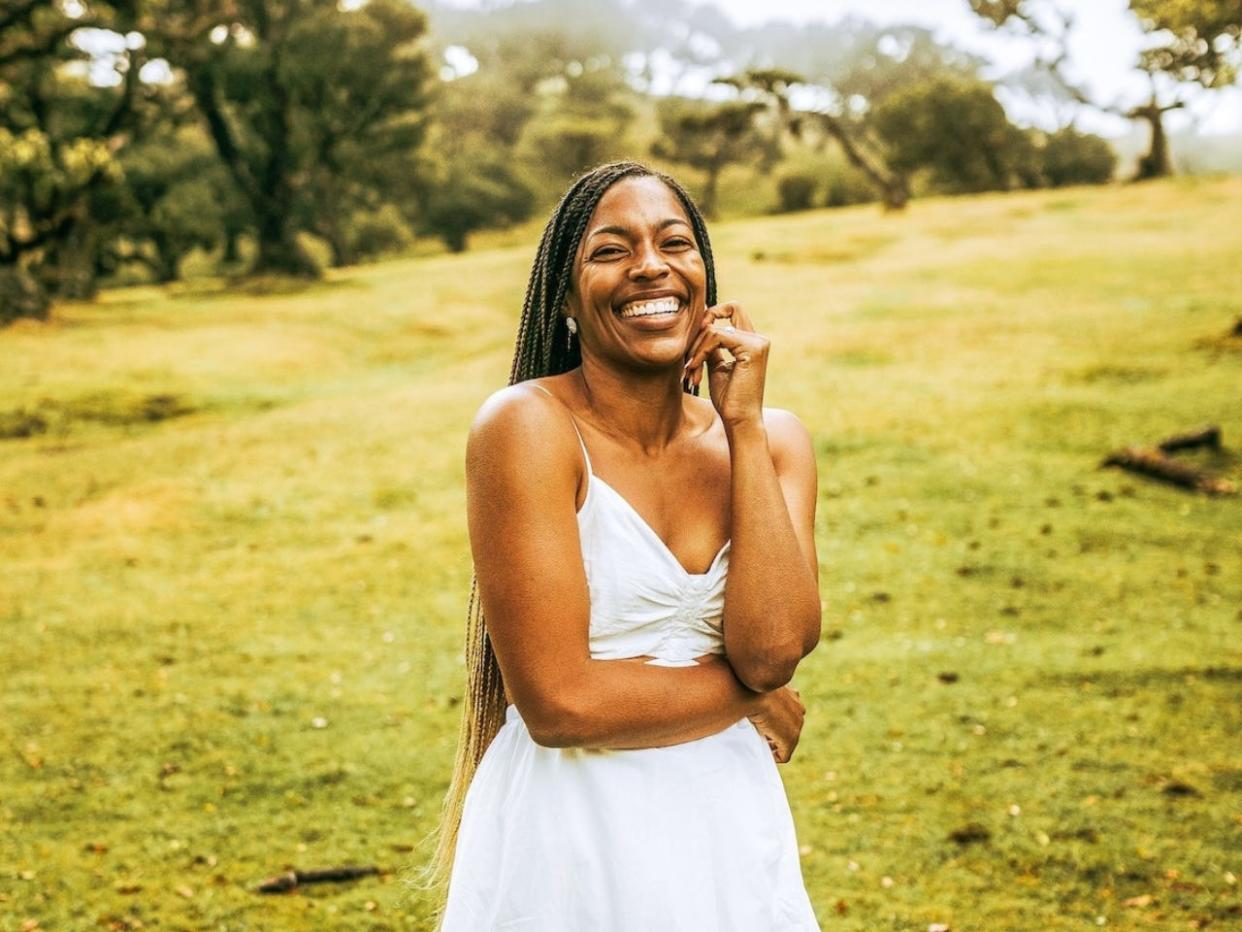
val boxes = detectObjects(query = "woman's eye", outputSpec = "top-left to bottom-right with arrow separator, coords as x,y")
592,246 -> 623,259
664,238 -> 693,249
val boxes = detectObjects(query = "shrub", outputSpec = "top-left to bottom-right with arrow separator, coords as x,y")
871,73 -> 1040,193
775,172 -> 819,212
824,168 -> 878,208
1041,129 -> 1117,187
348,206 -> 414,262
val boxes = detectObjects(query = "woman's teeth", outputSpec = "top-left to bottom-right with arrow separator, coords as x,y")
618,297 -> 681,318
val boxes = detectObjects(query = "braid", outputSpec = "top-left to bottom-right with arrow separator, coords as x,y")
427,161 -> 718,913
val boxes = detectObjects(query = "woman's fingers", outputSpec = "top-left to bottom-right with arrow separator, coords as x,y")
686,320 -> 766,369
685,302 -> 742,364
684,302 -> 765,392
708,301 -> 749,330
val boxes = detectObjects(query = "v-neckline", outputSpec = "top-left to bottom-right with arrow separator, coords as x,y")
588,473 -> 730,578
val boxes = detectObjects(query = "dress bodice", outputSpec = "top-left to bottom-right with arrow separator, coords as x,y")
531,383 -> 730,663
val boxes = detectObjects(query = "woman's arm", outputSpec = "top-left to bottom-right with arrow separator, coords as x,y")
467,385 -> 767,750
684,304 -> 822,692
721,408 -> 821,691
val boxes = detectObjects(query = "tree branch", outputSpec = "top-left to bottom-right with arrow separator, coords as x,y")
187,68 -> 259,203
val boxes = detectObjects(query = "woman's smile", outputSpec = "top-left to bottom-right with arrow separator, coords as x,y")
614,292 -> 687,330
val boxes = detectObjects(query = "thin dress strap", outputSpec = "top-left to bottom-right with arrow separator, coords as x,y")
527,382 -> 593,475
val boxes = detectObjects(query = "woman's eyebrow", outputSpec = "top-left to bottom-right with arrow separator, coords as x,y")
586,218 -> 691,240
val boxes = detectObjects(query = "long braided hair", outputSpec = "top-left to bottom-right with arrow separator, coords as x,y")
426,161 -> 718,905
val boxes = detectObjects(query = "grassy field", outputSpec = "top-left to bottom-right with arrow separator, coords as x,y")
1,176 -> 1239,931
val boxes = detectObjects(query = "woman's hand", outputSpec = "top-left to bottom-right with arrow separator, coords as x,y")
746,685 -> 805,764
683,302 -> 770,430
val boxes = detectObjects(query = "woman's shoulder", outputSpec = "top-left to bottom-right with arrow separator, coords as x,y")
761,406 -> 809,437
467,379 -> 580,471
762,407 -> 815,472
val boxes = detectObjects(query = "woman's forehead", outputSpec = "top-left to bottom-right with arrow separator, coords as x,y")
587,176 -> 691,233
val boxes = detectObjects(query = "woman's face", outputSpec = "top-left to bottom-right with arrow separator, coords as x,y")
567,175 -> 707,373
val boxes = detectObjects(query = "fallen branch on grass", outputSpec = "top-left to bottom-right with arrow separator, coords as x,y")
1101,446 -> 1235,495
1157,425 -> 1221,454
256,865 -> 380,894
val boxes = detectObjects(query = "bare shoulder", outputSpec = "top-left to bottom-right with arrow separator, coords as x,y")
762,407 -> 815,470
467,381 -> 580,477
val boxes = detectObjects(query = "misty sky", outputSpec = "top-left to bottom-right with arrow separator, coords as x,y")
446,0 -> 1242,135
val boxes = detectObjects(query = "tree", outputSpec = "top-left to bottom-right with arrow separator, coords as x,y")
92,124 -> 227,282
426,0 -> 641,208
141,0 -> 433,277
870,73 -> 1042,193
285,0 -> 432,268
1,0 -> 139,321
417,157 -> 534,253
518,67 -> 637,190
651,97 -> 766,217
969,0 -> 1241,179
713,24 -> 986,211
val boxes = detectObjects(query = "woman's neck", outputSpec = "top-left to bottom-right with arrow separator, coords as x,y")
574,358 -> 688,455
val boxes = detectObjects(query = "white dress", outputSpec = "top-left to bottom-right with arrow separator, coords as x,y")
441,392 -> 821,931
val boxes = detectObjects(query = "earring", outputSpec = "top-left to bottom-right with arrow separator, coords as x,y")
566,317 -> 578,334
565,317 -> 577,351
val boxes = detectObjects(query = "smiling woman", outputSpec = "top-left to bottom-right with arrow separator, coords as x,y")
429,162 -> 823,931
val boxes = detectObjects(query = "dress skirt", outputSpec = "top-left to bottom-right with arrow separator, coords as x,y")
441,704 -> 821,931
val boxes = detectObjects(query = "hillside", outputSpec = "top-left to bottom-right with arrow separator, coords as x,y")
1,177 -> 1239,930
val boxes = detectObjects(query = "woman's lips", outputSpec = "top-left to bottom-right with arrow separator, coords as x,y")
617,296 -> 682,318
613,296 -> 686,331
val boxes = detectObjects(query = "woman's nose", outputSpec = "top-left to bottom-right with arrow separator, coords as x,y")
628,243 -> 669,279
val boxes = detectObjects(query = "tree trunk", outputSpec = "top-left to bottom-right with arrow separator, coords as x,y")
188,67 -> 320,279
320,214 -> 356,269
701,161 -> 722,219
149,230 -> 182,283
0,265 -> 50,324
40,219 -> 98,300
250,55 -> 319,278
878,176 -> 910,211
818,113 -> 909,211
444,226 -> 468,253
1133,98 -> 1173,181
222,229 -> 241,265
252,224 -> 318,278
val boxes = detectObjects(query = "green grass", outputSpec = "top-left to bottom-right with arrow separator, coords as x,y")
2,178 -> 1240,930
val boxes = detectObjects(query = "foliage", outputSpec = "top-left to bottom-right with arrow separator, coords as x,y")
824,163 -> 878,208
710,18 -> 987,213
0,0 -> 138,319
969,0 -> 1242,179
871,73 -> 1042,194
345,204 -> 414,263
651,96 -> 767,217
775,171 -> 818,213
1130,0 -> 1240,89
91,124 -> 227,282
418,157 -> 535,253
517,68 -> 637,192
141,0 -> 433,277
1039,127 -> 1118,187
287,0 -> 433,268
428,0 -> 638,206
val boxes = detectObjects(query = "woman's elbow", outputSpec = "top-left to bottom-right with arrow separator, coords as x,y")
519,691 -> 596,749
734,619 -> 820,692
802,618 -> 822,656
732,647 -> 802,693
